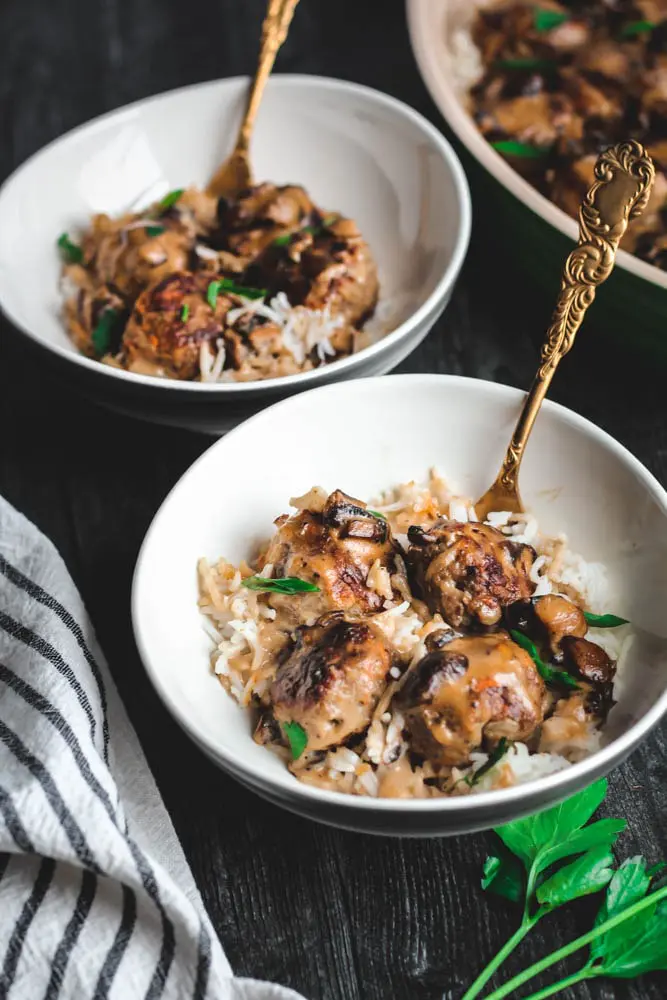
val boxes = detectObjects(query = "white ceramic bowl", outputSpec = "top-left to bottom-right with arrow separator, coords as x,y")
0,75 -> 470,434
132,374 -> 667,837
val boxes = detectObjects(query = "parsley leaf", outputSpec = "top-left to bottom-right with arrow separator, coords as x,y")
510,629 -> 579,689
218,277 -> 267,300
536,818 -> 627,875
536,845 -> 614,909
491,139 -> 552,159
533,8 -> 568,32
584,611 -> 628,628
273,213 -> 340,246
91,308 -> 119,357
283,721 -> 307,759
146,225 -> 165,238
367,509 -> 387,521
57,232 -> 83,264
206,280 -> 222,309
620,20 -> 655,39
180,303 -> 190,322
467,738 -> 511,787
157,188 -> 184,212
242,576 -> 320,595
482,849 -> 525,904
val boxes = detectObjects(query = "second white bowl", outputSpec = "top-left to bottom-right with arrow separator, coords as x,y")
0,75 -> 471,434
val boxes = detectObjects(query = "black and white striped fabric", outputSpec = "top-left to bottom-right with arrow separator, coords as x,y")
0,497 -> 307,1000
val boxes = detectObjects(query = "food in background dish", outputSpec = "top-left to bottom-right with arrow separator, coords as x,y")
198,472 -> 632,798
456,1 -> 667,269
58,183 -> 382,381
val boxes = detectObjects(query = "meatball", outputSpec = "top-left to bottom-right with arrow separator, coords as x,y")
247,215 -> 379,329
122,271 -> 233,379
533,594 -> 587,654
407,520 -> 536,628
397,632 -> 547,767
217,182 -> 315,265
270,613 -> 393,751
262,489 -> 402,624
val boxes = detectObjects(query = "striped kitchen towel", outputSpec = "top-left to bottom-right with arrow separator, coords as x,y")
0,496 -> 307,1000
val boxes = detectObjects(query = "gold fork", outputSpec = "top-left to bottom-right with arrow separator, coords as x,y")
475,140 -> 655,521
207,0 -> 300,199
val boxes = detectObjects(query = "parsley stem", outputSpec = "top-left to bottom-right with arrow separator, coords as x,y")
460,917 -> 539,1000
518,966 -> 594,1000
463,856 -> 543,1000
481,884 -> 667,1000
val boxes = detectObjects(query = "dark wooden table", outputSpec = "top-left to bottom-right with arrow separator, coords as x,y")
2,1 -> 667,997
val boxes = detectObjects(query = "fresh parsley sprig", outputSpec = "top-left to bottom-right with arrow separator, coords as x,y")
481,857 -> 667,1000
462,779 -> 625,1000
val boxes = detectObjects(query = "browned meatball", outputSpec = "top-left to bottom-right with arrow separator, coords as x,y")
122,271 -> 233,379
398,632 -> 547,767
262,489 -> 402,624
270,613 -> 393,751
217,182 -> 315,265
247,215 -> 379,328
534,594 -> 587,654
407,520 -> 536,628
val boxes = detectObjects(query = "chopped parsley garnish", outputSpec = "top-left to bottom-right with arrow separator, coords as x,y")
283,721 -> 308,759
491,139 -> 552,159
146,225 -> 165,238
367,509 -> 387,521
466,738 -> 511,787
218,277 -> 267,300
620,20 -> 655,39
510,629 -> 579,689
206,280 -> 222,309
242,576 -> 320,594
57,232 -> 83,264
273,213 -> 340,247
180,303 -> 190,322
91,308 -> 119,357
584,611 -> 629,628
157,188 -> 184,212
533,8 -> 569,32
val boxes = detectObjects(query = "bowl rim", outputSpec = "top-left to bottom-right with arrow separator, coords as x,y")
406,0 -> 667,292
132,372 -> 667,814
0,73 -> 471,395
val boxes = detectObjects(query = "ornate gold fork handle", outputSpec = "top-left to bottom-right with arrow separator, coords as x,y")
476,141 -> 655,519
237,0 -> 299,155
207,0 -> 300,197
